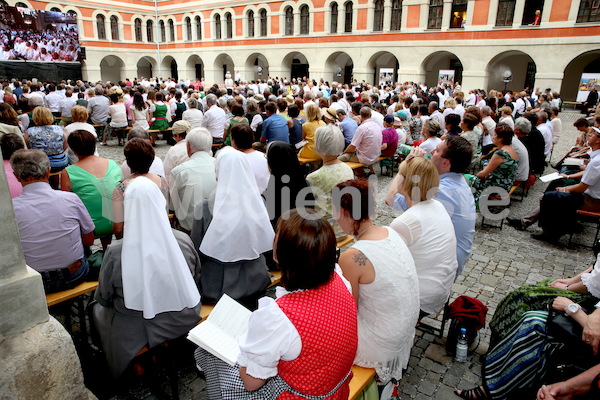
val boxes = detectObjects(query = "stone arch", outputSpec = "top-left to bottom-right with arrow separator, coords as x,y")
214,53 -> 235,82
161,55 -> 178,80
560,49 -> 600,102
421,51 -> 463,88
186,55 -> 205,81
368,51 -> 399,85
245,53 -> 269,81
324,51 -> 354,84
485,50 -> 536,92
137,56 -> 156,79
100,55 -> 124,83
282,51 -> 310,80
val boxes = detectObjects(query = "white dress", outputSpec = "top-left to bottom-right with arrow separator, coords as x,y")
390,199 -> 458,315
130,105 -> 150,130
351,227 -> 420,383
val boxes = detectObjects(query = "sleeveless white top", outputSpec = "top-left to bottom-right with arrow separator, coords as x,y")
351,227 -> 420,383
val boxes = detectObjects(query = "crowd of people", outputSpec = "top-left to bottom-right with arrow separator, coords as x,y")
2,74 -> 600,400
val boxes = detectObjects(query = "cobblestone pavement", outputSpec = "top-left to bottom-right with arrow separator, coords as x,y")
91,110 -> 596,400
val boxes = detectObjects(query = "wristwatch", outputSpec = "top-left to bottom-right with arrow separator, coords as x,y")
566,303 -> 581,316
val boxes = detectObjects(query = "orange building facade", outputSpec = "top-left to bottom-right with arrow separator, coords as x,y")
6,0 -> 600,100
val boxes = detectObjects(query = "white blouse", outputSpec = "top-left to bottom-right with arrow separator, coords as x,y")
237,267 -> 352,379
390,199 -> 458,315
582,254 -> 600,307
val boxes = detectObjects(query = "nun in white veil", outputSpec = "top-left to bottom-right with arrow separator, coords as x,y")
93,176 -> 202,378
196,146 -> 274,309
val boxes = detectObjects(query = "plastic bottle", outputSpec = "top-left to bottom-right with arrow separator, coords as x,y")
455,327 -> 468,362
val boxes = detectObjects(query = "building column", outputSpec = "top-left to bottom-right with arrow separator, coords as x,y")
441,0 -> 453,30
461,70 -> 487,92
420,1 -> 429,29
352,67 -> 370,84
401,4 -> 409,30
398,68 -> 425,85
294,11 -> 301,35
512,0 -> 526,27
338,5 -> 345,33
366,4 -> 375,31
534,72 -> 564,92
383,0 -> 392,31
487,0 -> 499,26
465,0 -> 476,27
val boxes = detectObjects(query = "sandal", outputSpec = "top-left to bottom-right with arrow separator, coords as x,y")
454,385 -> 491,400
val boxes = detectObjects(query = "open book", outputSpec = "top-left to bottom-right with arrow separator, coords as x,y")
563,157 -> 584,167
187,294 -> 252,366
540,172 -> 561,183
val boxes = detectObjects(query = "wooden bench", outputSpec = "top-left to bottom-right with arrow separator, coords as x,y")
298,157 -> 321,165
569,209 -> 600,247
562,101 -> 581,110
345,157 -> 387,172
349,366 -> 377,400
336,235 -> 354,249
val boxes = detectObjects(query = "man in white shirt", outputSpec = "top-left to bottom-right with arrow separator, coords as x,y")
45,84 -> 63,117
201,94 -> 228,142
536,111 -> 553,157
169,128 -> 217,232
514,92 -> 526,117
163,120 -> 191,184
465,90 -> 476,106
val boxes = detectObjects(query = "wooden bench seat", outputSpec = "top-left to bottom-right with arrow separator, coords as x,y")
569,209 -> 600,247
298,157 -> 321,165
336,235 -> 354,249
345,157 -> 387,171
46,281 -> 99,307
349,366 -> 377,400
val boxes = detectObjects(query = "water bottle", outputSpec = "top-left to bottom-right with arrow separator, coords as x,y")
455,328 -> 468,362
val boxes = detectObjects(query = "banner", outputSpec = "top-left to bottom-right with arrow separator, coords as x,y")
0,3 -> 80,62
577,73 -> 600,102
438,70 -> 455,86
379,68 -> 394,86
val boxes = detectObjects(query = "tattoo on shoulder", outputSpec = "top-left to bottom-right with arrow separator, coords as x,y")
353,251 -> 367,267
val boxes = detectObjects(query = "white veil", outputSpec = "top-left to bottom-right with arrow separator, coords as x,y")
121,177 -> 201,319
200,147 -> 275,262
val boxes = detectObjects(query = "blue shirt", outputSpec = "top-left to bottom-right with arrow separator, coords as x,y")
393,172 -> 475,275
261,114 -> 289,143
339,117 -> 358,143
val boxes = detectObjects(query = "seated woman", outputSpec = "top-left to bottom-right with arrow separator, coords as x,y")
197,147 -> 274,308
419,119 -> 442,154
63,106 -> 98,164
445,113 -> 462,137
61,130 -> 122,249
264,141 -> 314,228
1,132 -> 25,198
336,179 -> 419,395
456,255 -> 600,400
389,157 -> 458,318
469,123 -> 518,203
195,209 -> 358,399
460,113 -> 481,157
537,364 -> 600,400
93,176 -> 201,378
112,138 -> 168,238
298,104 -> 325,160
306,125 -> 354,240
24,106 -> 68,175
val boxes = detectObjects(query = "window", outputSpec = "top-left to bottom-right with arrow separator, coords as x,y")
169,19 -> 175,41
344,1 -> 353,33
331,3 -> 338,33
50,7 -> 60,12
185,17 -> 192,40
160,20 -> 166,42
96,15 -> 106,40
67,10 -> 77,18
147,20 -> 154,42
134,18 -> 142,42
450,0 -> 467,28
577,0 -> 600,23
496,0 -> 516,26
373,0 -> 384,31
390,0 -> 402,31
300,5 -> 309,34
260,9 -> 267,36
428,0 -> 443,29
110,15 -> 119,40
248,10 -> 255,37
225,13 -> 232,38
195,16 -> 202,40
215,14 -> 221,39
521,0 -> 544,25
285,7 -> 294,35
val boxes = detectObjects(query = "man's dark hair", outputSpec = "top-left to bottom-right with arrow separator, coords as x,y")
443,135 -> 473,173
265,101 -> 277,114
0,132 -> 25,160
288,104 -> 300,118
231,123 -> 254,149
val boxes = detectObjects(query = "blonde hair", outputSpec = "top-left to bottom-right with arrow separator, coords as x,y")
32,106 -> 54,126
71,105 -> 88,123
399,157 -> 439,203
445,97 -> 457,109
306,103 -> 321,122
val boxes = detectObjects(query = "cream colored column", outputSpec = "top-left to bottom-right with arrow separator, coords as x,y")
488,0 -> 499,25
420,0 -> 430,29
294,10 -> 301,35
512,0 -> 526,27
383,0 -> 392,31
441,0 -> 453,30
541,0 -> 553,23
465,0 -> 475,26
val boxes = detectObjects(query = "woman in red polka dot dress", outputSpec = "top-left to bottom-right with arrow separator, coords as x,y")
195,208 -> 359,399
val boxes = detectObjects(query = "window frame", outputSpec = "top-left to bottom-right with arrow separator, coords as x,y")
147,20 -> 154,42
495,0 -> 516,26
331,2 -> 338,34
248,10 -> 255,37
285,7 -> 294,35
344,1 -> 353,33
215,14 -> 222,39
134,18 -> 143,42
427,0 -> 443,29
96,15 -> 106,40
390,0 -> 402,31
195,16 -> 202,40
577,0 -> 600,23
110,15 -> 119,40
300,5 -> 310,34
160,20 -> 166,42
225,12 -> 233,39
259,9 -> 268,36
